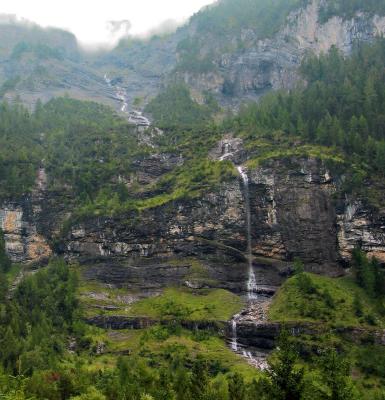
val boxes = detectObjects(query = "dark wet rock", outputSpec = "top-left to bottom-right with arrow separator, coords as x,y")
86,315 -> 157,330
2,156 -> 384,292
225,320 -> 385,350
85,315 -> 226,332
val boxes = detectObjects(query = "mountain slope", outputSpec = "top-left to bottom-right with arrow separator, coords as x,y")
2,0 -> 385,113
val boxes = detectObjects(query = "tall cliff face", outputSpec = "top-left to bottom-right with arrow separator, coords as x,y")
3,144 -> 383,293
175,0 -> 385,105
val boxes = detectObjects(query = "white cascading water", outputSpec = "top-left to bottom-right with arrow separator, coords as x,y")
104,74 -> 151,127
224,165 -> 270,369
230,318 -> 238,351
219,142 -> 233,161
236,166 -> 259,301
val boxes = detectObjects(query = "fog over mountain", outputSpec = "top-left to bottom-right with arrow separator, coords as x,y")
0,0 -> 217,47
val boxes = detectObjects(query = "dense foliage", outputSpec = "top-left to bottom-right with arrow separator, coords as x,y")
39,98 -> 150,200
319,0 -> 385,22
0,230 -> 11,302
192,0 -> 307,37
0,102 -> 42,198
0,260 -> 79,377
0,98 -> 151,203
145,84 -> 217,129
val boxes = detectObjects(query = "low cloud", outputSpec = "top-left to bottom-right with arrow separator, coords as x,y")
0,13 -> 37,27
140,18 -> 182,38
106,20 -> 131,38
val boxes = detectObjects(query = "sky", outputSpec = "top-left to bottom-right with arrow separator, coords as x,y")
0,0 -> 217,48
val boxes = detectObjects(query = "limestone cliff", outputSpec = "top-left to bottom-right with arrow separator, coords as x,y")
176,0 -> 385,105
2,143 -> 383,293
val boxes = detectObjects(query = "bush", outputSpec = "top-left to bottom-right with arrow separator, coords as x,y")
296,273 -> 318,295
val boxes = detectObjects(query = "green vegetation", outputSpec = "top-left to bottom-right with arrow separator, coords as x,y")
130,288 -> 243,321
0,95 -> 234,228
245,141 -> 345,169
135,159 -> 236,209
0,229 -> 11,301
2,258 -> 376,399
352,249 -> 385,301
40,97 -> 148,198
0,260 -> 80,378
319,0 -> 385,22
269,272 -> 385,328
11,42 -> 64,61
0,229 -> 11,274
192,0 -> 307,38
0,76 -> 20,98
0,102 -> 42,198
268,251 -> 385,397
0,97 -> 145,200
78,275 -> 243,321
267,253 -> 385,398
145,84 -> 218,129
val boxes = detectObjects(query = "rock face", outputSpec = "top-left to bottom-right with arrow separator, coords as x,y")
226,320 -> 385,350
337,199 -> 385,264
60,154 -> 384,291
0,201 -> 51,263
176,0 -> 385,106
86,315 -> 225,332
2,150 -> 384,293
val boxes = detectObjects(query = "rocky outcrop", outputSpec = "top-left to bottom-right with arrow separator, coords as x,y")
132,153 -> 184,186
227,320 -> 385,350
0,167 -> 59,264
337,199 -> 385,264
86,315 -> 157,330
0,202 -> 51,263
61,148 -> 385,293
86,315 -> 225,332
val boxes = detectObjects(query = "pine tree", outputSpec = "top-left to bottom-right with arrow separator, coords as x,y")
227,373 -> 246,400
0,229 -> 11,273
267,330 -> 305,400
317,350 -> 357,400
190,359 -> 209,400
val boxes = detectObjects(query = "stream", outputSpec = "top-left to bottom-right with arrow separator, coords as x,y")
104,74 -> 151,128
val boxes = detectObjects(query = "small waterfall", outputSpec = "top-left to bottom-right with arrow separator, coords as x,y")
230,318 -> 238,351
219,141 -> 233,161
103,73 -> 150,127
237,166 -> 259,301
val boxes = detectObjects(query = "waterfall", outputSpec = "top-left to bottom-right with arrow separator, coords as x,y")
237,166 -> 258,301
104,73 -> 151,127
230,318 -> 238,351
219,141 -> 233,161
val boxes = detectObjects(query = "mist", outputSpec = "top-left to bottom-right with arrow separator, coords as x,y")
0,0 -> 216,48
